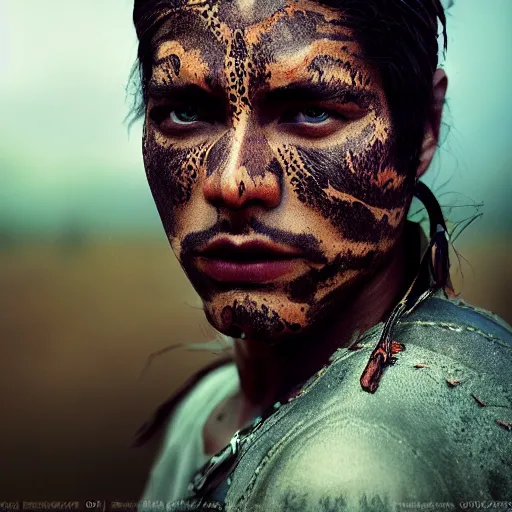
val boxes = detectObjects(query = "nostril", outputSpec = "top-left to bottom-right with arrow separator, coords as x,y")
207,196 -> 269,212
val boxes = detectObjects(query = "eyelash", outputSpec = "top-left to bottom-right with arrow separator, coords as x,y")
149,104 -> 345,128
150,105 -> 205,126
281,108 -> 338,124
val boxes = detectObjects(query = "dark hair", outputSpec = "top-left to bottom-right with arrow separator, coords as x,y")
127,0 -> 450,176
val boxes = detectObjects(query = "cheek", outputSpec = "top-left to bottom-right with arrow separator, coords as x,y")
286,249 -> 378,303
277,124 -> 412,244
143,129 -> 206,236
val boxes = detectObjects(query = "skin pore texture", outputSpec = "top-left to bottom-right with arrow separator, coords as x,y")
142,0 -> 447,434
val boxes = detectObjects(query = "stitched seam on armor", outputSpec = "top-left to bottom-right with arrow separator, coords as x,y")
398,320 -> 510,348
427,297 -> 512,333
452,303 -> 511,331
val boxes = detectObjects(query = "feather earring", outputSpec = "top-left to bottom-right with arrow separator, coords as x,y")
360,181 -> 454,393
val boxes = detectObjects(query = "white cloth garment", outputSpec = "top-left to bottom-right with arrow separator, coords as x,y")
139,362 -> 239,508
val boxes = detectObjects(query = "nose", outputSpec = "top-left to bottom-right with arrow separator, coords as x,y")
203,118 -> 282,211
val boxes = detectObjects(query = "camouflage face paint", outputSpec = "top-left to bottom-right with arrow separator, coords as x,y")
142,0 -> 414,342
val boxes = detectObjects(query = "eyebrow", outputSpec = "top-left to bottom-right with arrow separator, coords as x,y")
147,79 -> 376,109
262,80 -> 376,109
147,82 -> 219,101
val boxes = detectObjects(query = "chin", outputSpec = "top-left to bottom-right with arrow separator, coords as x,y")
197,272 -> 366,343
202,292 -> 307,343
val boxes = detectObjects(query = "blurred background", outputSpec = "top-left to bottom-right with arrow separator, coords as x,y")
0,0 -> 511,501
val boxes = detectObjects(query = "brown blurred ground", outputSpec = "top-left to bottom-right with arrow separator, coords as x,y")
0,237 -> 510,500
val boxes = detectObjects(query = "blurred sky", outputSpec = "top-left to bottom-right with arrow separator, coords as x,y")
0,0 -> 511,239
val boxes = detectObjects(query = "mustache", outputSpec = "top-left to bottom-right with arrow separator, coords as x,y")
179,217 -> 328,264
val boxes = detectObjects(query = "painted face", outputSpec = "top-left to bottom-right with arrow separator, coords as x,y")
142,0 -> 414,342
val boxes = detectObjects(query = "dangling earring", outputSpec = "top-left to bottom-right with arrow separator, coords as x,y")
360,181 -> 454,393
413,180 -> 456,299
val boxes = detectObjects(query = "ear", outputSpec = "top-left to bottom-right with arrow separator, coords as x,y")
416,69 -> 448,179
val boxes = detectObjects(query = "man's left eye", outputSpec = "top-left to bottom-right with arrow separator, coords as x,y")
282,108 -> 331,124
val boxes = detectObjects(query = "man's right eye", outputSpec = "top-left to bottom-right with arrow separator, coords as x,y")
170,106 -> 201,124
149,104 -> 205,130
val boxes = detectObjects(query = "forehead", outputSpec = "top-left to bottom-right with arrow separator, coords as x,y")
152,0 -> 346,41
149,0 -> 379,97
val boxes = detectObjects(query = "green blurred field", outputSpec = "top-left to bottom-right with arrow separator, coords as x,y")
0,238 -> 510,500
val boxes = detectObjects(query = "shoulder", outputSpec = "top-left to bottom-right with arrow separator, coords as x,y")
240,416 -> 452,512
230,295 -> 512,510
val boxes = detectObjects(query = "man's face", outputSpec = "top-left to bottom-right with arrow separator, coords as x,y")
143,0 -> 413,342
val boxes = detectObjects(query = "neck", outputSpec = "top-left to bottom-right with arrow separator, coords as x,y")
232,232 -> 410,428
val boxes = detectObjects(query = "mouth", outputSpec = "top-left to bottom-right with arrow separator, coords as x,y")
195,239 -> 303,283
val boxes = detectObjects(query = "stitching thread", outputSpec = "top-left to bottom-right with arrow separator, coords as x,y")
398,320 -> 510,348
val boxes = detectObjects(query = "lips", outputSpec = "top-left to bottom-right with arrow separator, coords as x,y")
199,239 -> 302,261
195,238 -> 303,283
